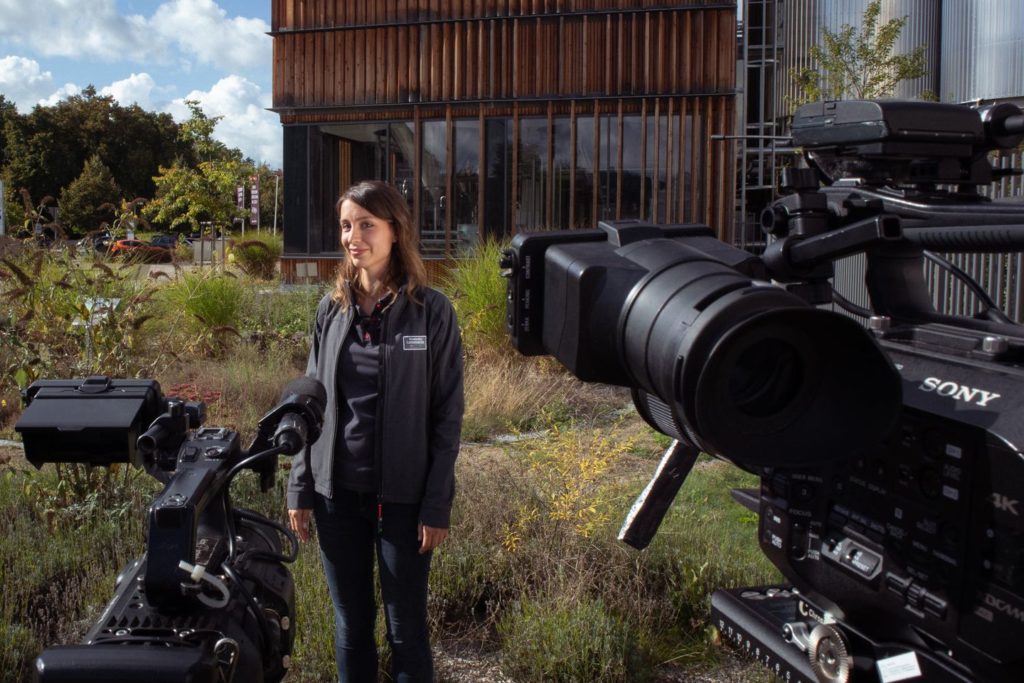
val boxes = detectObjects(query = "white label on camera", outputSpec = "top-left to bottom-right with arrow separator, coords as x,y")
877,652 -> 922,682
942,485 -> 960,501
946,444 -> 962,459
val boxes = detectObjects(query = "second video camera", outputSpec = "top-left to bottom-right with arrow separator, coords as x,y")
502,99 -> 1024,683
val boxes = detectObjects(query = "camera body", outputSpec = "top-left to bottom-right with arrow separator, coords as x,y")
502,99 -> 1024,682
16,376 -> 325,683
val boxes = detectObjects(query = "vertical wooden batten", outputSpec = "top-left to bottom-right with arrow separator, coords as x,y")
271,0 -> 739,276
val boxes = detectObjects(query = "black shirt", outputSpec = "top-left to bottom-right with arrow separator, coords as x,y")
334,293 -> 394,492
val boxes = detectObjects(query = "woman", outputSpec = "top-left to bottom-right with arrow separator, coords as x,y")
287,180 -> 464,682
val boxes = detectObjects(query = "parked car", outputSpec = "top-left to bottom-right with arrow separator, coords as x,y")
108,239 -> 172,263
150,234 -> 191,249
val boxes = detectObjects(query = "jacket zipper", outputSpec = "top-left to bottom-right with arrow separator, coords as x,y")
374,296 -> 394,535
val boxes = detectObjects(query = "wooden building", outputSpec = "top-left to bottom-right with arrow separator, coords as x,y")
271,0 -> 737,281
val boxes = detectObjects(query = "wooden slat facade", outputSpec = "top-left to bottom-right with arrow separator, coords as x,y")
271,0 -> 737,282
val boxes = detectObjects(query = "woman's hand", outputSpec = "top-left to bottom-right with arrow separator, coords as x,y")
418,523 -> 448,554
289,508 -> 312,542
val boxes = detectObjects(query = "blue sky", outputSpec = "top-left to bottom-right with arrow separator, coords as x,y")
0,0 -> 281,167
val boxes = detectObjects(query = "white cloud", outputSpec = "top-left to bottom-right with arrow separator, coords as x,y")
0,0 -> 151,62
38,82 -> 82,107
100,72 -> 175,110
0,0 -> 269,76
151,0 -> 271,74
170,75 -> 281,168
0,55 -> 55,111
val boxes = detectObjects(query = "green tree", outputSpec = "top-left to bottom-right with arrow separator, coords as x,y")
177,100 -> 242,164
789,0 -> 930,109
145,102 -> 272,236
58,154 -> 121,236
145,159 -> 248,235
2,88 -> 193,212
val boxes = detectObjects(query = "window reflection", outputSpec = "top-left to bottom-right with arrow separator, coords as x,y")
551,117 -> 571,228
620,116 -> 644,220
311,103 -> 701,254
420,121 -> 447,256
574,116 -> 594,228
517,118 -> 547,232
485,118 -> 511,239
454,120 -> 480,253
598,114 -> 616,221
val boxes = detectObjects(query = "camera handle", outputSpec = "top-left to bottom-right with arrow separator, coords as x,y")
763,214 -> 903,284
618,439 -> 701,550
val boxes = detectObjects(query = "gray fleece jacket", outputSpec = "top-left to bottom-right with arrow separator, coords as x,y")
287,286 -> 464,528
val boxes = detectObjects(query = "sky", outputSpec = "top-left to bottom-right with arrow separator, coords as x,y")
0,0 -> 282,167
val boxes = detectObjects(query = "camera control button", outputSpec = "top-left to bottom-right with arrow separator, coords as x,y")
906,583 -> 926,609
846,546 -> 880,575
886,572 -> 911,596
923,592 -> 948,618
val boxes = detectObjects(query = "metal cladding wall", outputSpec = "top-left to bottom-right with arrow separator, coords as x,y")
941,0 -> 1024,103
779,0 -> 1024,111
882,0 -> 940,99
777,0 -> 940,114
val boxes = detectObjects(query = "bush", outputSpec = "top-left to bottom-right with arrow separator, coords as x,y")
229,233 -> 282,280
441,239 -> 509,357
158,270 -> 243,353
498,594 -> 643,683
0,248 -> 162,391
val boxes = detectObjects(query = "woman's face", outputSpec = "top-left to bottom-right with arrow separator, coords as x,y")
339,199 -> 396,276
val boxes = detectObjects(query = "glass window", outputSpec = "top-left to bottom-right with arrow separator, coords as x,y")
420,121 -> 447,255
453,120 -> 481,253
517,118 -> 548,232
484,118 -> 511,240
598,114 -> 617,221
574,115 -> 594,229
620,116 -> 644,220
551,117 -> 571,228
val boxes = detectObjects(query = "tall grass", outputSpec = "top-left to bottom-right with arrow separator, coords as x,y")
229,233 -> 283,280
441,239 -> 509,357
0,465 -> 157,682
1,242 -> 778,682
156,270 -> 245,354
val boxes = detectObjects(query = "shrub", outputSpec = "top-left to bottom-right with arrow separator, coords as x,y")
498,594 -> 643,683
158,270 -> 243,354
441,239 -> 509,357
229,233 -> 282,280
0,248 -> 161,391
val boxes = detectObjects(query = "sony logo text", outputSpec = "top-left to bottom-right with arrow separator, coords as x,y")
918,377 -> 1000,407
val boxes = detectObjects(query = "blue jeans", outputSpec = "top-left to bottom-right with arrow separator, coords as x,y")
313,490 -> 434,683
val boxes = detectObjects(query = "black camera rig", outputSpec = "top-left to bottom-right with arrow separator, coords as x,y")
501,99 -> 1024,683
15,375 -> 326,683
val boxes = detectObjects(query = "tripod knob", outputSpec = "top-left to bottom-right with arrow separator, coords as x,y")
807,623 -> 852,683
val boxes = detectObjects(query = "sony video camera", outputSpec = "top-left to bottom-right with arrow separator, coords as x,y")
501,99 -> 1024,683
14,375 -> 326,683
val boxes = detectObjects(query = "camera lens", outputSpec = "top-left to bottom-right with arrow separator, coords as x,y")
728,338 -> 803,418
615,238 -> 899,467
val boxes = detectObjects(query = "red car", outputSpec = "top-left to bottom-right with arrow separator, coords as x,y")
108,239 -> 172,263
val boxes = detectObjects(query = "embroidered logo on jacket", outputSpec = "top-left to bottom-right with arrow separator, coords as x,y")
402,335 -> 428,351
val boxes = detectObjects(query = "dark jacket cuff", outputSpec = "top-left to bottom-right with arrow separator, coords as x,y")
419,503 -> 451,529
288,490 -> 315,510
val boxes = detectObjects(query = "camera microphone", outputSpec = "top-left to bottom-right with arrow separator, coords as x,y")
259,376 -> 327,455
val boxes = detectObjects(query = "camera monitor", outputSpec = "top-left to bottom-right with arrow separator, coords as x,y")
16,376 -> 164,468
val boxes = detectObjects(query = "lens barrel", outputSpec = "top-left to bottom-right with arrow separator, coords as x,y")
531,225 -> 901,469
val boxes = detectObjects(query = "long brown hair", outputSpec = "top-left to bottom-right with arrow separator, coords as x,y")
331,180 -> 428,308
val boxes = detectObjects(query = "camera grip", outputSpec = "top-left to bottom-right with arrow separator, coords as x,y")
618,439 -> 700,550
